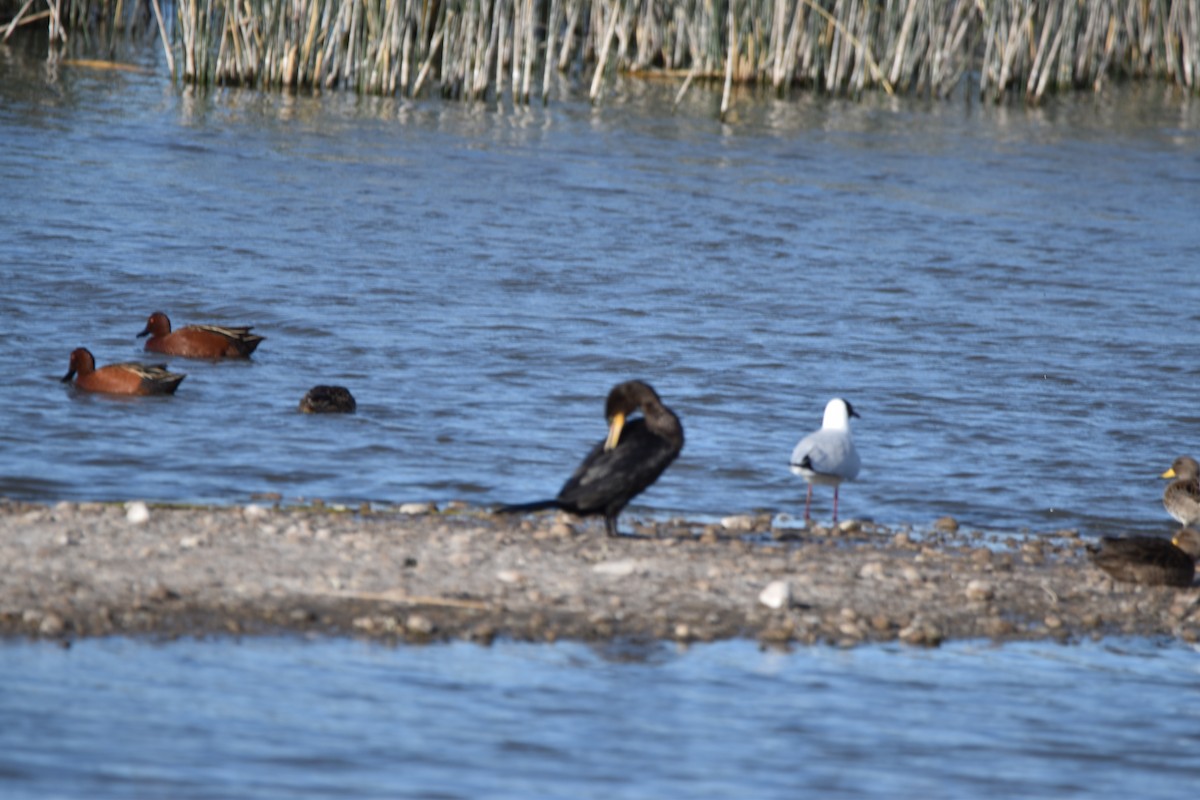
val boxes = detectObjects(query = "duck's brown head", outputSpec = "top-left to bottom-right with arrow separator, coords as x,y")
62,348 -> 96,382
137,311 -> 172,339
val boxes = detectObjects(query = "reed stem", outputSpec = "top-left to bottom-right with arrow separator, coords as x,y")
5,0 -> 1199,107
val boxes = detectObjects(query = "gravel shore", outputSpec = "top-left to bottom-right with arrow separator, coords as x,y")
2,499 -> 1197,647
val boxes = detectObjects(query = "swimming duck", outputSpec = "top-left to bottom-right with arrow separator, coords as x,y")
299,385 -> 357,413
137,311 -> 264,359
62,348 -> 185,396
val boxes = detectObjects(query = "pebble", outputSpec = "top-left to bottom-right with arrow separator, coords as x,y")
39,613 -> 65,637
399,502 -> 437,515
146,584 -> 179,602
243,504 -> 268,519
838,621 -> 864,639
125,502 -> 150,525
836,519 -> 862,534
54,531 -> 79,547
758,580 -> 792,610
405,614 -> 435,636
759,625 -> 794,644
496,569 -> 525,584
986,617 -> 1016,637
933,516 -> 959,533
898,619 -> 944,647
965,580 -> 995,602
592,559 -> 639,577
858,561 -> 886,580
720,515 -> 756,532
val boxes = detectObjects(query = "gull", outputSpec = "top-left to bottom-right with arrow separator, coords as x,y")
790,398 -> 860,523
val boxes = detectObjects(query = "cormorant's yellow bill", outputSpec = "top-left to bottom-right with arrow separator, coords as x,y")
604,412 -> 626,451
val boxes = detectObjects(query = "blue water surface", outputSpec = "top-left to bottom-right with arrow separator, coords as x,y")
2,637 -> 1199,799
1,40 -> 1199,535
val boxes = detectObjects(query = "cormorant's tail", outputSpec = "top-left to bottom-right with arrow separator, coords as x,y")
495,499 -> 561,514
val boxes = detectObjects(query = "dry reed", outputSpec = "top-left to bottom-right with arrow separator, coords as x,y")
5,0 -> 1199,105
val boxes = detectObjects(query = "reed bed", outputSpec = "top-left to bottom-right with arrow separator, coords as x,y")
6,0 -> 1200,105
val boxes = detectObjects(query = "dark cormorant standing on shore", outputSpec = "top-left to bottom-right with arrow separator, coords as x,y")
497,380 -> 684,537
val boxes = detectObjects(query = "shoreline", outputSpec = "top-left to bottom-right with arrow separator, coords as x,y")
2,499 -> 1197,647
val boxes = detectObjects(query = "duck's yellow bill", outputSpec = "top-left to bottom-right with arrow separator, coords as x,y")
1162,468 -> 1178,479
605,412 -> 626,452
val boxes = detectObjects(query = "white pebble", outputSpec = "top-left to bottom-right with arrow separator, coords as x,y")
125,501 -> 150,525
965,580 -> 995,602
399,502 -> 437,515
858,561 -> 886,580
243,504 -> 267,519
720,515 -> 756,532
592,559 -> 639,577
758,580 -> 792,610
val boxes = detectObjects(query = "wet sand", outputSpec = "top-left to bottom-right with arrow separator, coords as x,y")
2,499 -> 1197,647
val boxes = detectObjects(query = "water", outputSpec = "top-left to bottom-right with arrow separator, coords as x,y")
4,35 -> 1200,799
0,636 -> 1197,799
3,40 -> 1200,534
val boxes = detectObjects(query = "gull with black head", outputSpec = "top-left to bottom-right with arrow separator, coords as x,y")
790,397 -> 860,523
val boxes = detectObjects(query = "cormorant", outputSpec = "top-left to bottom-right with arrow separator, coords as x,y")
498,380 -> 684,537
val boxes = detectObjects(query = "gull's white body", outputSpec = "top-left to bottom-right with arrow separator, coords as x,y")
790,398 -> 860,521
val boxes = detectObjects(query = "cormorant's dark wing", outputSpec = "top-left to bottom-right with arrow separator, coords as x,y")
555,419 -> 678,515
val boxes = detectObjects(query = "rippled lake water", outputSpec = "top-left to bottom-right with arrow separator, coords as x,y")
4,31 -> 1200,799
2,636 -> 1199,799
3,37 -> 1200,535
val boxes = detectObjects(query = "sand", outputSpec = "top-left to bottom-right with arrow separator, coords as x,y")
2,498 -> 1197,647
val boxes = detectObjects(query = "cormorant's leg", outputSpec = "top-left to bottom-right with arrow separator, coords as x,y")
605,515 -> 618,537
